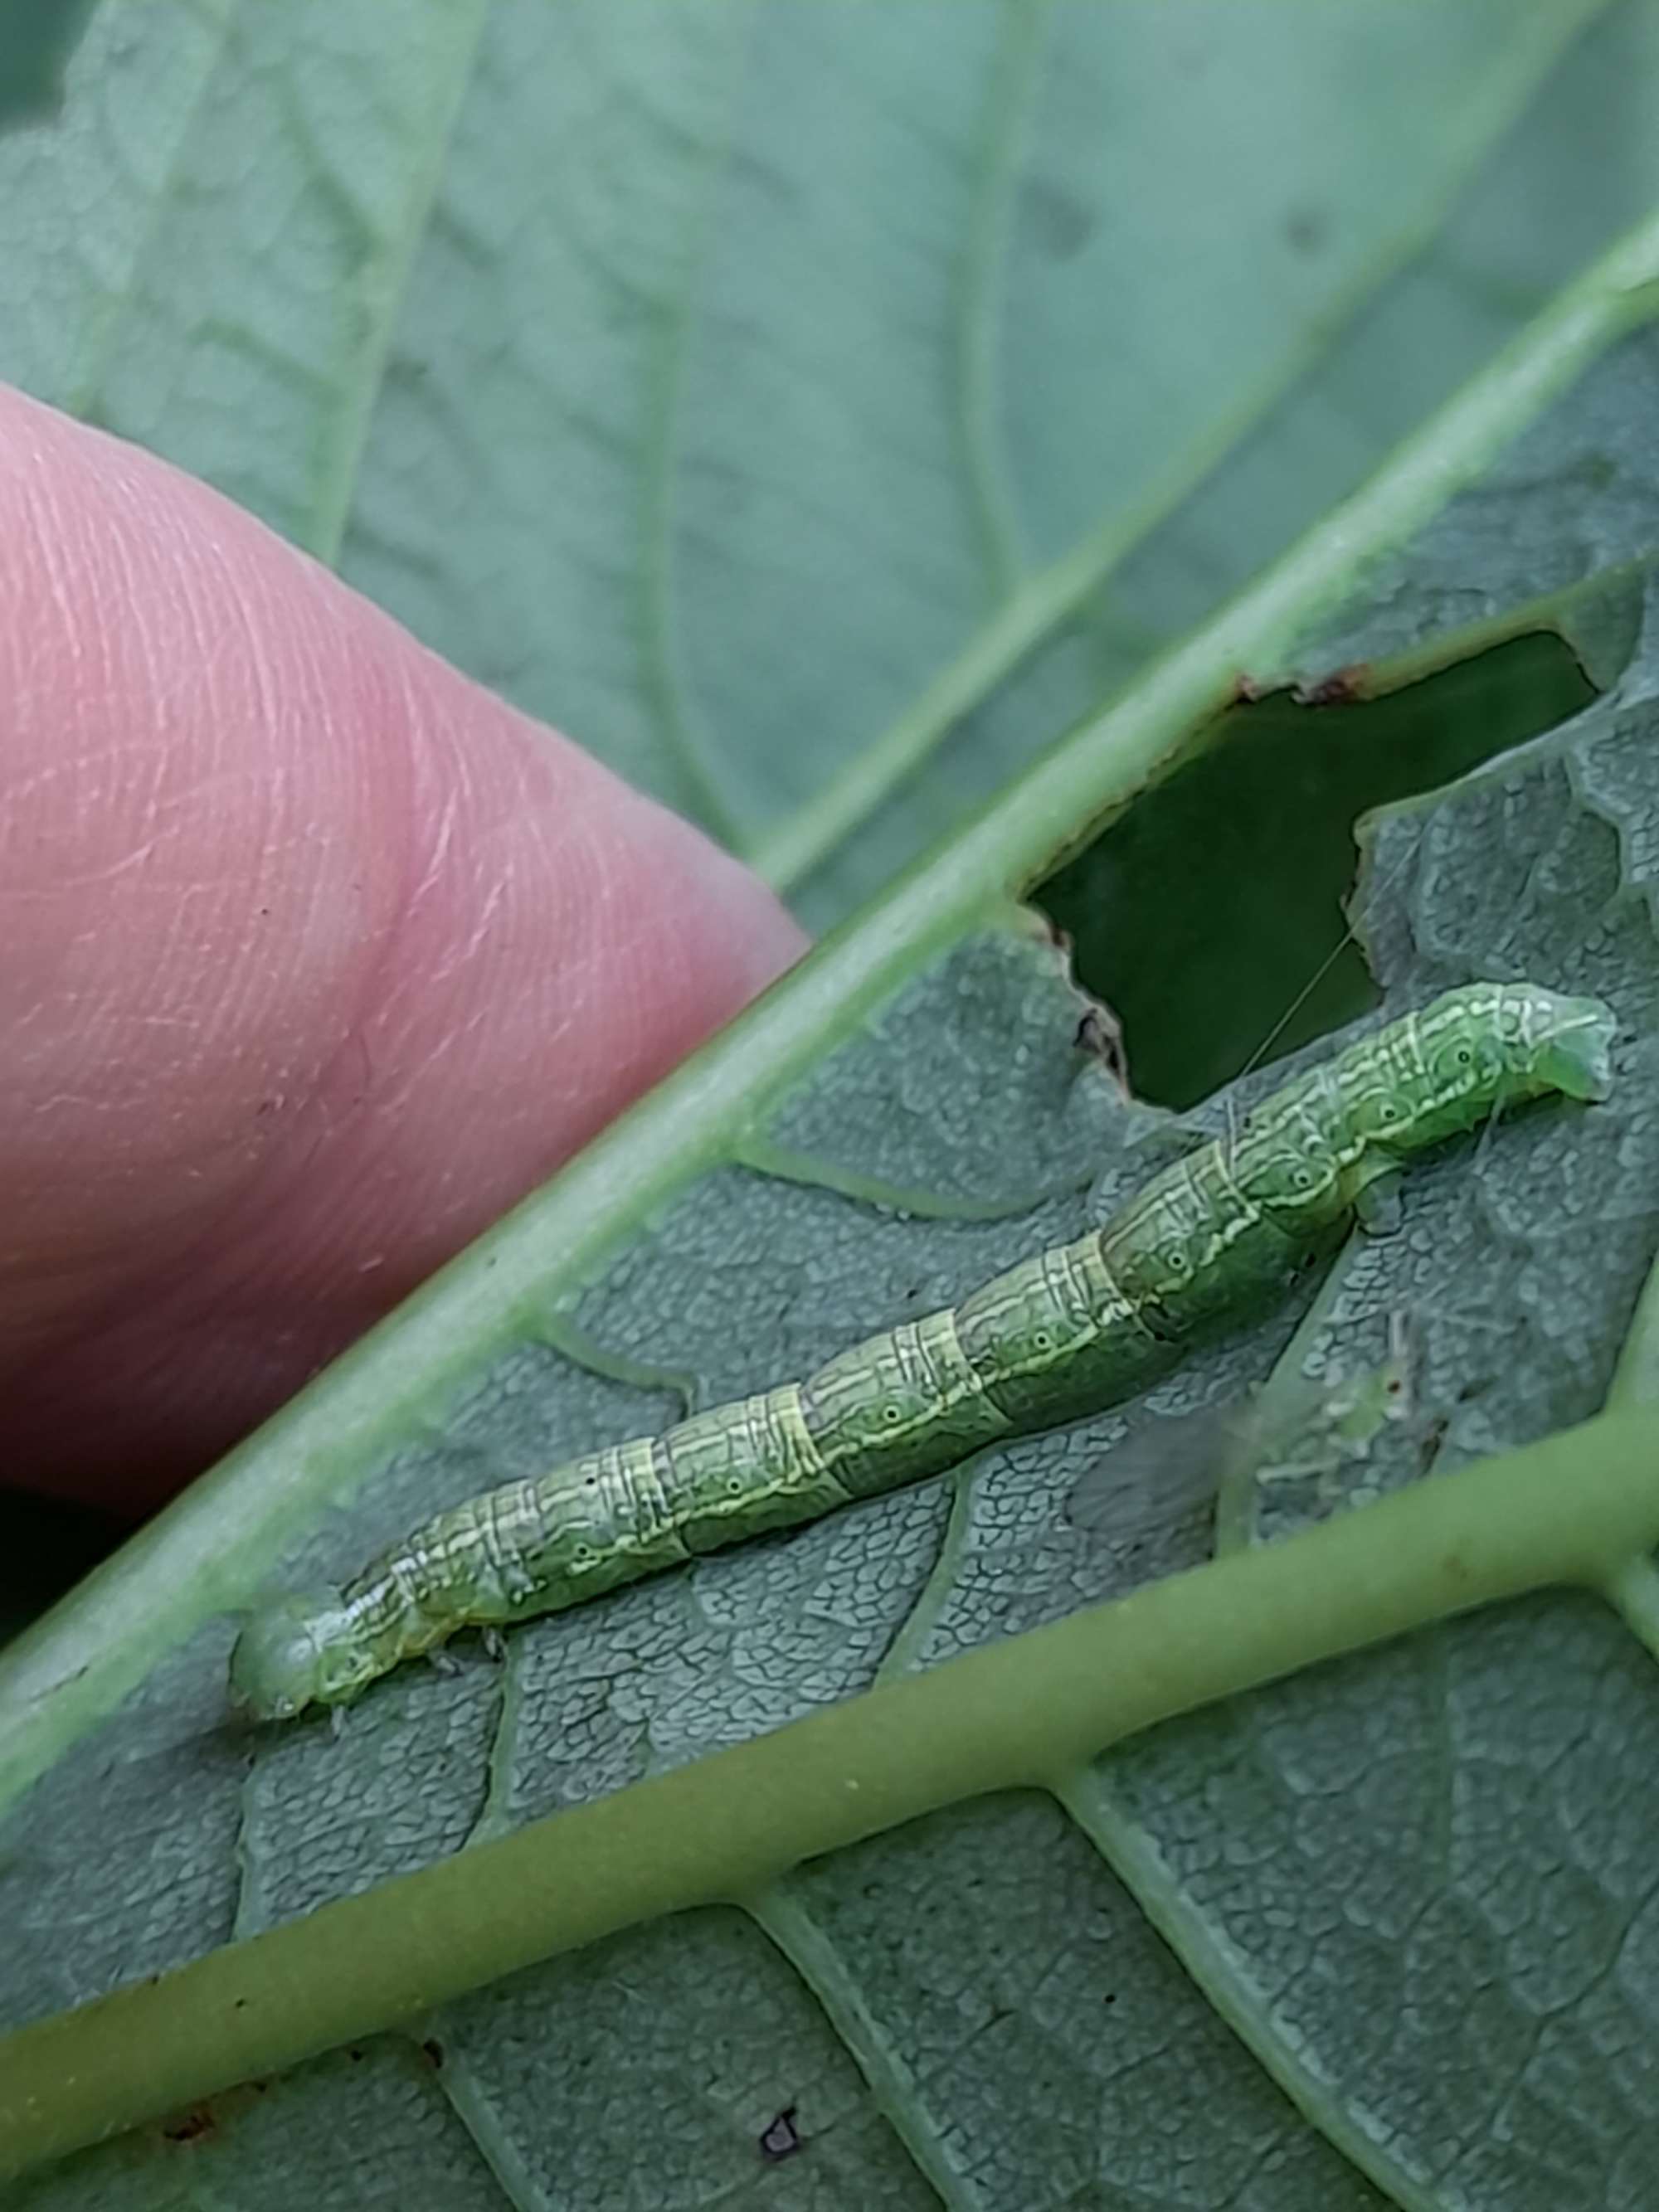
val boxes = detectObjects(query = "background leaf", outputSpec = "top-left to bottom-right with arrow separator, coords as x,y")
5,0 -> 1659,924
0,0 -> 96,129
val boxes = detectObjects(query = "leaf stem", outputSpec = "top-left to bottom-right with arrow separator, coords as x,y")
5,1398 -> 1658,2181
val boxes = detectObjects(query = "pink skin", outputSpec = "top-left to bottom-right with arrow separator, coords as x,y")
0,386 -> 807,1512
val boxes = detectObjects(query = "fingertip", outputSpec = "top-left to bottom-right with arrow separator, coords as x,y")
0,383 -> 808,1505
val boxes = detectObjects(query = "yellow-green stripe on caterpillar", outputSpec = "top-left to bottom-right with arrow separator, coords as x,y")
229,980 -> 1617,1722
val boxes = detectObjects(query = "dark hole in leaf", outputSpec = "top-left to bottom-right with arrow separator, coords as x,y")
758,2104 -> 805,2163
1037,636 -> 1596,1108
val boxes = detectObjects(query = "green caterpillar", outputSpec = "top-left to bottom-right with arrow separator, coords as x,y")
229,980 -> 1616,1721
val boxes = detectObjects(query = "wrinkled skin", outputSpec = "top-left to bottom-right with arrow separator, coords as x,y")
0,384 -> 805,1511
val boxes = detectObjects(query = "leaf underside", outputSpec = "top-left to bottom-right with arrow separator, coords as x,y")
12,660 -> 1659,2201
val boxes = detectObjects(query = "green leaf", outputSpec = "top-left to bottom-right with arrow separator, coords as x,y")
4,0 -> 1657,919
0,0 -> 95,129
13,202 -> 1659,2205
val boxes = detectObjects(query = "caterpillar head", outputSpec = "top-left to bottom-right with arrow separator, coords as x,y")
1493,984 -> 1617,1106
228,1588 -> 358,1721
1412,984 -> 1617,1144
1345,984 -> 1617,1154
